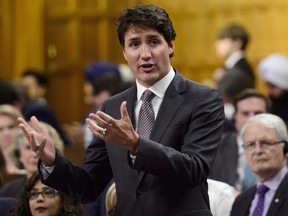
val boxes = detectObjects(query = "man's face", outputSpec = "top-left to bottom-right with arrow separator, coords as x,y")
22,76 -> 45,101
265,82 -> 285,99
243,123 -> 286,180
214,38 -> 241,59
123,26 -> 173,88
234,97 -> 267,132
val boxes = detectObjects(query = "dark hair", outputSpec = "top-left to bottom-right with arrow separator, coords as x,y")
217,68 -> 254,100
22,70 -> 48,87
217,23 -> 249,50
16,172 -> 82,216
0,80 -> 21,105
116,4 -> 176,56
233,89 -> 271,114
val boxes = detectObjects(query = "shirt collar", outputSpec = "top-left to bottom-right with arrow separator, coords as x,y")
259,166 -> 288,191
136,66 -> 175,101
225,50 -> 245,69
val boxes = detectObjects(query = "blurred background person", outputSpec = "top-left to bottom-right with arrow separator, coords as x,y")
0,121 -> 64,198
214,23 -> 255,87
21,69 -> 72,147
216,67 -> 254,132
16,172 -> 83,216
0,104 -> 24,175
258,53 -> 288,127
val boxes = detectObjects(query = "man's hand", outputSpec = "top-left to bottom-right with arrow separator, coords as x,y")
18,116 -> 56,166
86,101 -> 139,152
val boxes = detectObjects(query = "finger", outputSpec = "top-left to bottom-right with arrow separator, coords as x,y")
18,117 -> 33,140
95,111 -> 112,125
30,132 -> 40,151
37,135 -> 47,153
86,118 -> 106,138
120,101 -> 130,121
89,112 -> 111,128
30,116 -> 45,133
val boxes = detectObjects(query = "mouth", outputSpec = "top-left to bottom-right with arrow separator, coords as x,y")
35,207 -> 47,212
139,63 -> 155,72
253,158 -> 267,163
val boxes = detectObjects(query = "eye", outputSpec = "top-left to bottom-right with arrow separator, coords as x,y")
43,188 -> 57,197
243,142 -> 255,149
129,41 -> 140,48
28,190 -> 39,199
260,140 -> 273,146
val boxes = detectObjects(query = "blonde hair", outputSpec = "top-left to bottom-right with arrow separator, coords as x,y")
0,104 -> 23,126
105,182 -> 117,214
0,105 -> 23,170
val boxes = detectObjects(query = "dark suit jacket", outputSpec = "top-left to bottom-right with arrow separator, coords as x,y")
230,171 -> 288,216
41,71 -> 224,216
210,131 -> 239,187
233,57 -> 255,87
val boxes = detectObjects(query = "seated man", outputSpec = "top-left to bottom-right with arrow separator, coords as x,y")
230,113 -> 288,216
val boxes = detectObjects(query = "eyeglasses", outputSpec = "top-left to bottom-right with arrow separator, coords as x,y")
27,188 -> 58,200
242,140 -> 286,151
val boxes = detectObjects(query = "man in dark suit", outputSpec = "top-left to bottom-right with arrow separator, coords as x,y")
18,4 -> 224,216
214,23 -> 255,87
210,89 -> 270,191
230,113 -> 288,216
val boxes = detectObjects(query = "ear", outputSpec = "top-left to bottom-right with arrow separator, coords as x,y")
233,39 -> 243,50
168,41 -> 174,54
123,50 -> 127,61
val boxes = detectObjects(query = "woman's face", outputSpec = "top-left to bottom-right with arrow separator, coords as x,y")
0,114 -> 17,150
19,135 -> 39,178
29,180 -> 62,216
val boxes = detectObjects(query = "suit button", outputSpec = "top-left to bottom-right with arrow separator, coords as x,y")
136,189 -> 144,196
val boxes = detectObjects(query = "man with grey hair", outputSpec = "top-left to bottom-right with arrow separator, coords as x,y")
230,113 -> 288,216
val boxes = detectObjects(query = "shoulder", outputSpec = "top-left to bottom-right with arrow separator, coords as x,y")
171,71 -> 223,104
0,177 -> 26,197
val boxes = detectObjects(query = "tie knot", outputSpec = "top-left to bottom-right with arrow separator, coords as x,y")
257,184 -> 269,195
141,90 -> 155,102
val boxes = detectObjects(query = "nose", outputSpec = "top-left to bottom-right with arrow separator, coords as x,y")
140,44 -> 152,60
36,193 -> 45,202
253,142 -> 265,153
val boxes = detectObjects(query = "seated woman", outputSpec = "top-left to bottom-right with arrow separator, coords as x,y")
16,172 -> 83,216
0,104 -> 24,175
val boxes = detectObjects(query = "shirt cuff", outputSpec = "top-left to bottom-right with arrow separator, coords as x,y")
40,162 -> 55,179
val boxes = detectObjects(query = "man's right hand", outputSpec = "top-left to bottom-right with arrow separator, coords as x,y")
18,116 -> 56,166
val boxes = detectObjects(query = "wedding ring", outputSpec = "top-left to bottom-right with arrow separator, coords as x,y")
102,128 -> 107,137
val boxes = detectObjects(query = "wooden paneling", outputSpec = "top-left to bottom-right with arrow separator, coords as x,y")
43,0 -> 132,123
0,0 -> 13,79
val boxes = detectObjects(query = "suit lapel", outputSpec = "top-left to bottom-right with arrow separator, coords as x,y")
150,71 -> 186,143
123,85 -> 137,128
